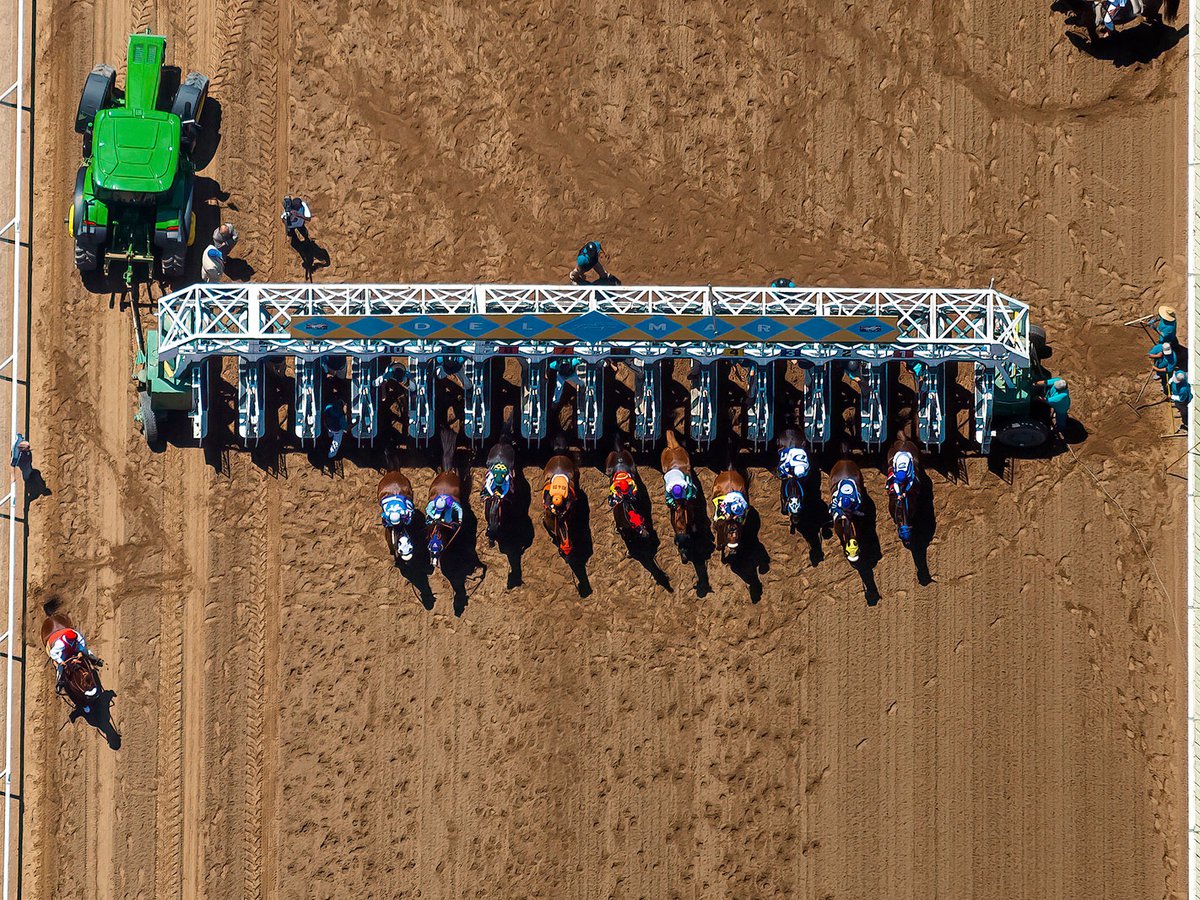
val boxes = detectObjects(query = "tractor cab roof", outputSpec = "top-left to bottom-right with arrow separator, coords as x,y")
91,108 -> 181,195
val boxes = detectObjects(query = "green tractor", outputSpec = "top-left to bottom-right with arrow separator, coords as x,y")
69,31 -> 209,285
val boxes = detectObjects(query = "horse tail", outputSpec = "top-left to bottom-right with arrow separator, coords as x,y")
438,424 -> 456,473
42,596 -> 63,616
1163,0 -> 1180,22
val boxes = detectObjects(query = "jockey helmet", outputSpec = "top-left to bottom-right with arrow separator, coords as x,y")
894,451 -> 913,474
547,476 -> 570,507
387,508 -> 403,525
612,471 -> 635,497
435,495 -> 450,511
669,483 -> 686,502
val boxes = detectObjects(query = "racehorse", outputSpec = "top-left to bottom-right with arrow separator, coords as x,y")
660,429 -> 700,559
605,434 -> 648,540
829,455 -> 867,564
481,425 -> 517,547
1074,0 -> 1177,40
885,432 -> 922,548
776,426 -> 820,530
712,468 -> 749,561
426,426 -> 462,570
41,613 -> 102,714
377,470 -> 416,563
541,437 -> 578,557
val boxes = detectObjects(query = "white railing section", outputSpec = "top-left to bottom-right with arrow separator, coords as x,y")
1,0 -> 26,894
156,283 -> 1030,366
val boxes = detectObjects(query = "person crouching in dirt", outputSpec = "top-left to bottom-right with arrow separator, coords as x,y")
1169,369 -> 1192,432
281,196 -> 313,244
46,625 -> 102,692
1034,376 -> 1071,438
570,241 -> 614,285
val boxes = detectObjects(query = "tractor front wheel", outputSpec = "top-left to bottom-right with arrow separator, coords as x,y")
996,418 -> 1050,451
140,393 -> 163,450
75,64 -> 116,137
171,72 -> 210,152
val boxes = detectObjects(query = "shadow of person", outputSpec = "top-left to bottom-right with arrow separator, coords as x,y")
23,469 -> 51,504
223,257 -> 256,282
493,472 -> 535,590
904,472 -> 938,586
295,238 -> 331,282
566,488 -> 595,598
69,688 -> 121,750
440,505 -> 487,617
727,507 -> 770,603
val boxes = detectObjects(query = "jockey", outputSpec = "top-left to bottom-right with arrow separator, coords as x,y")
887,451 -> 916,498
380,493 -> 414,528
829,479 -> 862,518
481,462 -> 512,499
663,469 -> 695,507
713,490 -> 748,522
424,493 -> 462,528
609,469 -> 645,528
777,446 -> 810,481
543,473 -> 574,510
46,626 -> 101,687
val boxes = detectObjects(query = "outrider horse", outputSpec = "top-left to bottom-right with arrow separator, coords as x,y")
426,426 -> 462,570
660,430 -> 700,560
829,455 -> 867,564
541,437 -> 578,558
885,431 -> 922,549
481,426 -> 517,547
41,613 -> 102,714
377,470 -> 416,563
605,434 -> 648,540
712,468 -> 749,561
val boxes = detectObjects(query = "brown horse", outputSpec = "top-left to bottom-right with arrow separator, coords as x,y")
712,468 -> 749,560
885,431 -> 921,548
481,427 -> 517,547
377,470 -> 416,563
829,456 -> 867,563
426,426 -> 463,570
605,434 -> 648,540
542,438 -> 578,558
661,430 -> 699,559
776,426 -> 820,528
41,613 -> 102,713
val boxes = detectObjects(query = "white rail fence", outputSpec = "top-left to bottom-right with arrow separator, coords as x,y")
0,0 -> 27,893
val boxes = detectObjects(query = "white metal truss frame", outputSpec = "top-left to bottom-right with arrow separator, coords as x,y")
157,284 -> 1031,367
0,0 -> 26,893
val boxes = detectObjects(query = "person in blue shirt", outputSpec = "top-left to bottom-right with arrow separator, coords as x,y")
1149,342 -> 1178,393
570,241 -> 609,285
1170,369 -> 1192,432
1156,306 -> 1178,348
1035,376 -> 1071,435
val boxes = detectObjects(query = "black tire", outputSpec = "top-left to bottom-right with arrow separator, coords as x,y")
75,65 -> 116,136
996,418 -> 1050,450
74,240 -> 99,272
140,392 -> 163,449
171,72 -> 209,150
1029,324 -> 1047,350
161,249 -> 186,279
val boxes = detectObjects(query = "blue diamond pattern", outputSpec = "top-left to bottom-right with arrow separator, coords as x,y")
793,318 -> 839,340
565,311 -> 626,342
452,314 -> 499,337
398,315 -> 442,336
844,316 -> 893,340
506,314 -> 550,337
296,316 -> 338,337
685,318 -> 736,339
743,317 -> 788,339
633,315 -> 684,338
349,316 -> 393,337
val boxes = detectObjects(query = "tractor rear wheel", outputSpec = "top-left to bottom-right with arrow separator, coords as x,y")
140,393 -> 163,449
75,64 -> 116,136
161,248 -> 187,279
74,240 -> 99,272
1029,324 -> 1047,357
996,418 -> 1050,450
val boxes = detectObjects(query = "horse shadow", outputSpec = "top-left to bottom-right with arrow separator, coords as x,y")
566,489 -> 595,598
440,503 -> 486,617
781,474 -> 826,567
618,472 -> 672,591
682,479 -> 715,598
1062,12 -> 1186,66
69,688 -> 121,750
492,471 -> 535,590
904,474 -> 938,586
852,496 -> 884,606
727,507 -> 770,604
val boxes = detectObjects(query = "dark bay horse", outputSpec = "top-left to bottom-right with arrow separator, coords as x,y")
41,613 -> 102,714
481,428 -> 517,547
542,438 -> 578,558
776,427 -> 821,529
426,426 -> 463,570
712,468 -> 749,560
377,470 -> 416,563
605,434 -> 648,540
885,432 -> 922,548
829,456 -> 867,564
661,430 -> 700,559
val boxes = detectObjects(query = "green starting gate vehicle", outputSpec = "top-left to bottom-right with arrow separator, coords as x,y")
134,328 -> 204,449
68,31 -> 209,285
990,324 -> 1053,450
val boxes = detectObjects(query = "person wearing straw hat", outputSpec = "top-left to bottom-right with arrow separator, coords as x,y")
1156,306 -> 1178,348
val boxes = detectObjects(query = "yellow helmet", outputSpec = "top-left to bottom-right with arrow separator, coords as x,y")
845,539 -> 860,561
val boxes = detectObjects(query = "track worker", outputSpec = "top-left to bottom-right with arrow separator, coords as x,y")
1034,376 -> 1071,436
1156,306 -> 1178,348
45,624 -> 102,691
10,434 -> 31,482
212,222 -> 239,254
570,240 -> 608,285
1169,369 -> 1192,432
281,196 -> 313,243
1149,341 -> 1178,393
200,242 -> 226,283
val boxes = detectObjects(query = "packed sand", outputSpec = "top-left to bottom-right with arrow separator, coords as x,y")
19,2 -> 1191,898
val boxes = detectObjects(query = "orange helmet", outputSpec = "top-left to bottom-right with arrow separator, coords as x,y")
547,475 -> 571,508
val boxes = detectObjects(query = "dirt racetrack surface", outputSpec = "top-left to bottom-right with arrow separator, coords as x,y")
19,2 -> 1191,898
